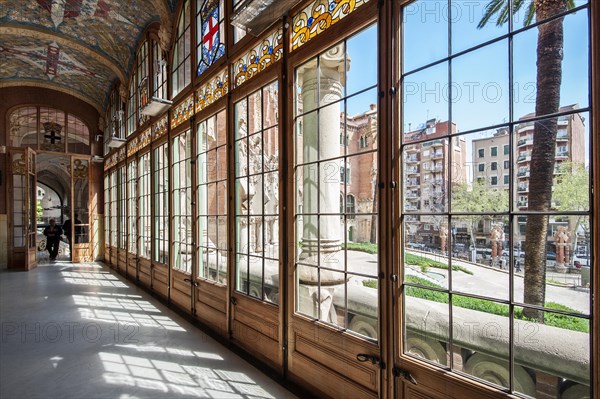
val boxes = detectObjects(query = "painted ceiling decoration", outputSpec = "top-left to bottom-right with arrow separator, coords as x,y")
0,0 -> 174,113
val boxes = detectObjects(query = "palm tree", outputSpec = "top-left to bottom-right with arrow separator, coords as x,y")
479,0 -> 574,322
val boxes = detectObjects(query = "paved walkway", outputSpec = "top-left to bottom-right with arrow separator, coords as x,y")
404,250 -> 591,314
0,260 -> 297,399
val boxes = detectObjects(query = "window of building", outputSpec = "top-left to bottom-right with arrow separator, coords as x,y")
153,143 -> 169,264
172,130 -> 193,273
478,163 -> 484,172
109,170 -> 118,247
172,0 -> 192,98
504,160 -> 509,169
9,106 -> 91,154
346,194 -> 356,218
491,161 -> 497,171
127,160 -> 137,254
401,1 -> 592,397
234,81 -> 279,303
152,40 -> 168,100
196,0 -> 225,77
197,110 -> 227,283
104,175 -> 110,250
136,41 -> 149,127
138,153 -> 151,259
118,166 -> 126,250
126,75 -> 136,136
294,24 -> 379,337
340,161 -> 351,184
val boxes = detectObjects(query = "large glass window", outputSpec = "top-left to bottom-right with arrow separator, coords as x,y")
104,175 -> 110,248
137,41 -> 149,127
172,0 -> 192,98
196,0 -> 225,77
172,131 -> 193,273
401,1 -> 592,396
294,24 -> 379,338
152,40 -> 168,100
197,110 -> 227,283
109,170 -> 118,247
118,166 -> 126,250
127,160 -> 137,254
153,143 -> 169,264
138,152 -> 151,259
9,107 -> 91,154
126,75 -> 136,136
234,82 -> 279,303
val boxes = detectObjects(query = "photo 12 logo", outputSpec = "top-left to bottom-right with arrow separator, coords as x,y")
1,322 -> 139,344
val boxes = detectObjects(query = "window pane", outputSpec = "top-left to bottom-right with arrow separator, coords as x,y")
294,24 -> 378,336
234,84 -> 279,302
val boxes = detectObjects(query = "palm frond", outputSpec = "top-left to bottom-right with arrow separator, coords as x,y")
524,2 -> 536,26
477,0 -> 506,29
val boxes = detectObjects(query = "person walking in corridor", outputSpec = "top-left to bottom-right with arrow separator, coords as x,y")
43,219 -> 63,260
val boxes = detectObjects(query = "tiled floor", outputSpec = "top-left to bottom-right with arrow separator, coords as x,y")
0,260 -> 297,399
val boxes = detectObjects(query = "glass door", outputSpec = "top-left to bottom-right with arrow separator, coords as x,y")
71,157 -> 91,262
8,147 -> 37,270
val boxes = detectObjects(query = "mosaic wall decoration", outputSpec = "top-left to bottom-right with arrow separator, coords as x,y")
171,94 -> 195,129
153,115 -> 169,140
118,146 -> 127,162
104,152 -> 118,171
232,28 -> 283,88
140,128 -> 153,149
291,0 -> 369,51
12,152 -> 27,175
127,136 -> 139,157
197,0 -> 225,77
195,68 -> 228,113
72,159 -> 88,179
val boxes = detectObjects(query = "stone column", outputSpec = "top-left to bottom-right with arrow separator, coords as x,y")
298,44 -> 347,286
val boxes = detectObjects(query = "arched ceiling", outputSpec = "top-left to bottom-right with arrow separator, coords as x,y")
0,0 -> 177,113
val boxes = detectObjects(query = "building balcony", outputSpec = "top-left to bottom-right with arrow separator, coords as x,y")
405,167 -> 419,174
556,132 -> 569,140
555,152 -> 569,159
405,156 -> 418,163
517,154 -> 531,162
406,180 -> 419,187
517,170 -> 530,177
517,200 -> 528,208
517,185 -> 529,193
431,140 -> 443,147
405,205 -> 419,211
518,138 -> 532,147
406,191 -> 420,199
431,152 -> 443,159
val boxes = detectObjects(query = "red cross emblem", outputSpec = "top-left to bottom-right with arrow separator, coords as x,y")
203,13 -> 219,51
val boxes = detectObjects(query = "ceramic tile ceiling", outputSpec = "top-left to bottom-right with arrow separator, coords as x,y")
0,0 -> 176,113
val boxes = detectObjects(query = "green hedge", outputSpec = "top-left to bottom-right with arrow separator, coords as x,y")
403,276 -> 588,333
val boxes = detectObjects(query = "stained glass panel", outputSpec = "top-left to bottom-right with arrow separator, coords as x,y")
232,28 -> 283,88
197,0 -> 225,77
291,0 -> 370,51
196,68 -> 228,113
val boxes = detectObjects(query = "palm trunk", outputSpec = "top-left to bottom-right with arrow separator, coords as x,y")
522,1 -> 567,322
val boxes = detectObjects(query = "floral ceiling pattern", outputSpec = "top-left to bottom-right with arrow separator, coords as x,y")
0,0 -> 174,112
